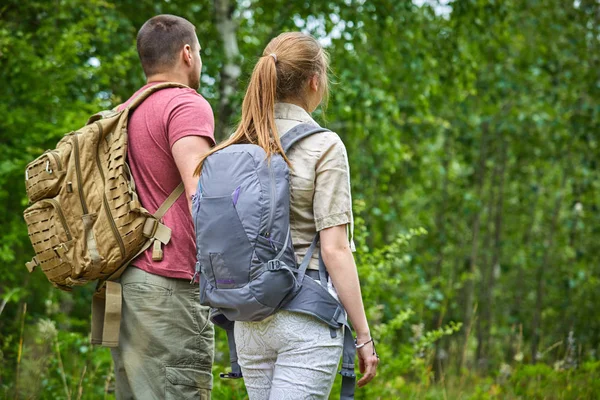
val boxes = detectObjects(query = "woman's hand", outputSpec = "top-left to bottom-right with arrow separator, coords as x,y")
356,338 -> 379,387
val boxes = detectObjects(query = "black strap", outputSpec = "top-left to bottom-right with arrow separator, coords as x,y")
280,123 -> 331,153
339,325 -> 357,399
221,327 -> 243,379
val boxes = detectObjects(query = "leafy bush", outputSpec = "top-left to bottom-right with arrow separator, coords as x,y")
508,362 -> 600,400
2,206 -> 459,399
4,319 -> 113,400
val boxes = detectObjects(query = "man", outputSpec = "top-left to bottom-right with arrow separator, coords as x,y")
111,15 -> 215,399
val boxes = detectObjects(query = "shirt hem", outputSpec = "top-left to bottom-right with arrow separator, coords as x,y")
130,264 -> 193,282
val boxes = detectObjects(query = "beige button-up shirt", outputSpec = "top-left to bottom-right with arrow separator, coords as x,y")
275,102 -> 354,271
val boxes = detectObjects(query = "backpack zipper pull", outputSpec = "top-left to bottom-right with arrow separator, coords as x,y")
268,235 -> 278,252
190,261 -> 200,284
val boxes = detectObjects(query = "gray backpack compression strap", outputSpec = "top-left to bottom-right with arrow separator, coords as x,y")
340,326 -> 357,400
281,123 -> 331,153
296,233 -> 320,284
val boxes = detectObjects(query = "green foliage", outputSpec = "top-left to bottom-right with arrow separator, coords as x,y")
509,361 -> 600,400
329,217 -> 460,399
428,361 -> 600,400
3,320 -> 113,400
2,215 -> 452,399
1,0 -> 599,398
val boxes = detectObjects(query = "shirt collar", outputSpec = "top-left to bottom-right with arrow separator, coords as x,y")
274,102 -> 318,125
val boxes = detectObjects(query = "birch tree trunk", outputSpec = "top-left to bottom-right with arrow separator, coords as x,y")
531,171 -> 567,363
476,137 -> 506,370
214,0 -> 241,141
458,122 -> 489,372
432,133 -> 451,381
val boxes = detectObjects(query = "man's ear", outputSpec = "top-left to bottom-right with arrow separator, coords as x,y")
182,44 -> 193,66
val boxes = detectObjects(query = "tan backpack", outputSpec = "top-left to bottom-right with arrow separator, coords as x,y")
23,82 -> 188,346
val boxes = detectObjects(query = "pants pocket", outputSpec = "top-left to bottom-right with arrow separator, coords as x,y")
165,366 -> 212,400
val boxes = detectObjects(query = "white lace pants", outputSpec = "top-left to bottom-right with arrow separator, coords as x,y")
234,310 -> 344,400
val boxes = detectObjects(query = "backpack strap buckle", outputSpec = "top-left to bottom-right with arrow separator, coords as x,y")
267,259 -> 281,271
25,256 -> 40,273
219,371 -> 243,379
143,218 -> 159,238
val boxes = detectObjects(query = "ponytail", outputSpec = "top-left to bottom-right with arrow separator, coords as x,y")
195,32 -> 328,177
194,54 -> 288,176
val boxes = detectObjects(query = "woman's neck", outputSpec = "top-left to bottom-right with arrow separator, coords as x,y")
280,98 -> 311,114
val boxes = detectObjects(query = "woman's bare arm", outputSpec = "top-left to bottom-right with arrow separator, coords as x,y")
320,224 -> 379,387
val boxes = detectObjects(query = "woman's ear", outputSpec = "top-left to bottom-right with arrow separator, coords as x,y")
309,74 -> 319,93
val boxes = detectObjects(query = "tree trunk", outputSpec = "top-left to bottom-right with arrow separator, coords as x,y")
432,132 -> 451,381
476,137 -> 506,371
513,177 -> 541,314
214,0 -> 241,141
531,172 -> 567,363
458,122 -> 489,372
508,176 -> 540,362
562,182 -> 580,355
475,152 -> 497,371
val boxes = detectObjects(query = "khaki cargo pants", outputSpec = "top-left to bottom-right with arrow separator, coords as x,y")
110,267 -> 214,399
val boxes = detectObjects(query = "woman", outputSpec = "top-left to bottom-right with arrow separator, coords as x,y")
197,32 -> 378,399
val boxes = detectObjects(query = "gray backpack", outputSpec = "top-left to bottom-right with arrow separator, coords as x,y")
193,124 -> 356,399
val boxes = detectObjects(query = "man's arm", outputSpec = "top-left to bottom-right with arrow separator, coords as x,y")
172,135 -> 213,212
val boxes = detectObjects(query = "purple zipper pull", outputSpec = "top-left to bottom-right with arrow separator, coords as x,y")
232,186 -> 241,206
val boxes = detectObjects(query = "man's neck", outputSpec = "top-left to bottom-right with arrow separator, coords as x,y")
147,73 -> 189,87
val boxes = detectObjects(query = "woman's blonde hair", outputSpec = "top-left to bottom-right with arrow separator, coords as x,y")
194,32 -> 329,176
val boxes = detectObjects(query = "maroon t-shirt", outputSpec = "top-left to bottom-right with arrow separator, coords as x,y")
119,82 -> 215,280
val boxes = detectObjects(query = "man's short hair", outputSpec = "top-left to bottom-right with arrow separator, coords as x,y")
137,15 -> 197,77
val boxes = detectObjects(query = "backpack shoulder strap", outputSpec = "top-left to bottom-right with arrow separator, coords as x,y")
153,182 -> 185,220
85,82 -> 189,125
281,123 -> 331,153
146,182 -> 185,261
126,82 -> 190,111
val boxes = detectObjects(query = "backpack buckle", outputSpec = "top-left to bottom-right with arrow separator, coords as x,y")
339,368 -> 356,379
219,371 -> 243,379
142,218 -> 159,238
267,259 -> 281,271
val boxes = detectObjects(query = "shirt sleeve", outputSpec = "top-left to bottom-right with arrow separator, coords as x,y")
165,91 -> 216,148
313,134 -> 353,232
